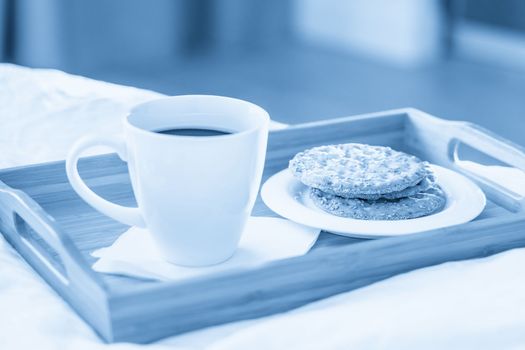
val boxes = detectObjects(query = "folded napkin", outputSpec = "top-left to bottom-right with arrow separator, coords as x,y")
92,217 -> 320,281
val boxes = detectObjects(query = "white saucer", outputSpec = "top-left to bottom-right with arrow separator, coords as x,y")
261,164 -> 486,238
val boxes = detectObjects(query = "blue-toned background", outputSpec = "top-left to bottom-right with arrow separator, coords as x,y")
1,0 -> 524,145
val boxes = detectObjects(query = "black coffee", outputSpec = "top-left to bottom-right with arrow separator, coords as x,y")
154,128 -> 232,137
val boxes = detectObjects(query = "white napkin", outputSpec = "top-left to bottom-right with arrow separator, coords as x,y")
91,216 -> 320,281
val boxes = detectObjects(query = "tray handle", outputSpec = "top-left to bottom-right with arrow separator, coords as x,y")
447,121 -> 525,212
450,122 -> 525,170
0,181 -> 98,287
407,108 -> 525,212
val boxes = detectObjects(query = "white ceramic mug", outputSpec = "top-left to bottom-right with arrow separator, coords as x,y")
66,95 -> 269,266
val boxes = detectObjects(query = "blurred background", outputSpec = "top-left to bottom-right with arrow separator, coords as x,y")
0,0 -> 524,145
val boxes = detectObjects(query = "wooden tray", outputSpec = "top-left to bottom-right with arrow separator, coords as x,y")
1,108 -> 525,343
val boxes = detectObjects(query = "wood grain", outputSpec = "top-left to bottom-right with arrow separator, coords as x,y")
0,108 -> 524,343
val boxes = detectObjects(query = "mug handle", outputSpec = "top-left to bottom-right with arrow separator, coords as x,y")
65,135 -> 146,227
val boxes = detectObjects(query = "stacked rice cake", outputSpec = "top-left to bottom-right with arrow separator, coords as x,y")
289,143 -> 446,220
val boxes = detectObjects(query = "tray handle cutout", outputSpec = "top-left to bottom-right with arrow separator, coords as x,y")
14,213 -> 69,285
1,180 -> 108,312
449,123 -> 525,212
0,182 -> 82,287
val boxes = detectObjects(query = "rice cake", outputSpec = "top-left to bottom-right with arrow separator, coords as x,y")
309,185 -> 446,220
289,143 -> 430,198
354,176 -> 434,200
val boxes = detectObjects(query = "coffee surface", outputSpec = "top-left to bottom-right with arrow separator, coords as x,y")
155,128 -> 232,137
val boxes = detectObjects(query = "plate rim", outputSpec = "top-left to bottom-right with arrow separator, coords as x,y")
261,164 -> 486,238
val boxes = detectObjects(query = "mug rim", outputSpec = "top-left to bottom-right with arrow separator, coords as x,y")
126,95 -> 270,140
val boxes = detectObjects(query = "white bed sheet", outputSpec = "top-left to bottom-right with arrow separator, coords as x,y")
1,64 -> 525,350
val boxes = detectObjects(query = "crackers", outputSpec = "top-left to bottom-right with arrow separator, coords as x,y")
289,143 -> 446,220
309,185 -> 446,220
354,176 -> 434,200
289,143 -> 431,198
